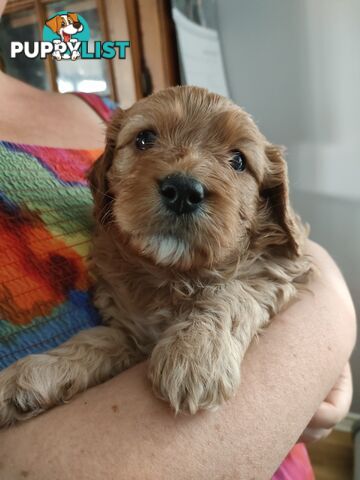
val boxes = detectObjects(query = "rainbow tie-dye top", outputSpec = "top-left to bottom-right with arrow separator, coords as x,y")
0,93 -> 114,369
0,93 -> 314,480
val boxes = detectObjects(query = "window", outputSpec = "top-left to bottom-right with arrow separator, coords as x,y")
0,0 -> 179,105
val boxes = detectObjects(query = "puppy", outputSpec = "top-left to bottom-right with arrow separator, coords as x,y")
45,13 -> 83,60
0,86 -> 311,426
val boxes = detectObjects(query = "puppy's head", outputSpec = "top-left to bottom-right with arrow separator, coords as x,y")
46,13 -> 82,37
89,86 -> 303,271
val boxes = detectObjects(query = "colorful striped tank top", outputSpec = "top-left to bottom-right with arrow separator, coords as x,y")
0,93 -> 115,368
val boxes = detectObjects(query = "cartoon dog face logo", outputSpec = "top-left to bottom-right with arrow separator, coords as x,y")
46,13 -> 83,42
45,13 -> 84,61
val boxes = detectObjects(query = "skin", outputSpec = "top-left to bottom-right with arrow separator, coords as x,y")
0,70 -> 105,149
299,362 -> 353,443
0,5 -> 356,475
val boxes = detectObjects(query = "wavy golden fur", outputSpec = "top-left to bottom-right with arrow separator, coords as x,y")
0,86 -> 311,426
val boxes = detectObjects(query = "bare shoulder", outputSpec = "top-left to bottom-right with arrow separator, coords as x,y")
0,74 -> 106,149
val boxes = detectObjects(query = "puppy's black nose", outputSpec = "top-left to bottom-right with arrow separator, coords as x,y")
73,22 -> 81,28
159,174 -> 205,215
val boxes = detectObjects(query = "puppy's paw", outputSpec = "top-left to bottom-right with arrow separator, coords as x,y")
0,355 -> 78,427
52,49 -> 62,61
71,50 -> 80,61
149,334 -> 241,414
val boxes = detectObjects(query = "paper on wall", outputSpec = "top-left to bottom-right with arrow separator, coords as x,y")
172,7 -> 229,97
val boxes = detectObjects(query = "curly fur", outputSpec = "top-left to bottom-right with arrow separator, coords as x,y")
0,86 -> 311,426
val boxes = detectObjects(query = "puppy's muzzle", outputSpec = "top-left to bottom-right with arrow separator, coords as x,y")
159,174 -> 205,215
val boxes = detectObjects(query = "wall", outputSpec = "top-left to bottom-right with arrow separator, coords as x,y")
217,0 -> 360,411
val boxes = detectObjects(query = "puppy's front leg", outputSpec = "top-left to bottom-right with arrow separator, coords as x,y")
149,285 -> 269,414
0,326 -> 141,427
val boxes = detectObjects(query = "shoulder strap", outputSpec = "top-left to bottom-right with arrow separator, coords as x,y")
72,92 -> 116,123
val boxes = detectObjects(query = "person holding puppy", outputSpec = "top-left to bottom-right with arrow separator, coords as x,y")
0,6 -> 356,480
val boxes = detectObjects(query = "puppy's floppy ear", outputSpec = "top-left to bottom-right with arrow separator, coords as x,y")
87,144 -> 114,225
45,15 -> 62,33
87,108 -> 125,225
68,13 -> 79,23
261,144 -> 302,256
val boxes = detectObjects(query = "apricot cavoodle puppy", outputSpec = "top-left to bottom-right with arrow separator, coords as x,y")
0,86 -> 311,426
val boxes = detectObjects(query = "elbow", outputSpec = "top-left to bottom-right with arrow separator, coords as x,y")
334,284 -> 357,359
308,240 -> 357,361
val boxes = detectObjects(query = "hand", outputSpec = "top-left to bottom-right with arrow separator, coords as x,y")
298,362 -> 353,443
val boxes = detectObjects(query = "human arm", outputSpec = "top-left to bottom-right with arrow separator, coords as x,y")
0,240 -> 356,480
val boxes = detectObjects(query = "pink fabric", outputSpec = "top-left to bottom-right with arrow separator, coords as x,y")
72,92 -> 115,122
272,443 -> 315,480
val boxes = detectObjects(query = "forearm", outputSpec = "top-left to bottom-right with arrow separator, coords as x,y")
0,241 -> 356,480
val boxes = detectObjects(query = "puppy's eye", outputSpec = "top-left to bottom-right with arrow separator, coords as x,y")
135,130 -> 157,150
230,150 -> 246,171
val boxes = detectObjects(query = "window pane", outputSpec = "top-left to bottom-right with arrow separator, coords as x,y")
0,9 -> 50,90
46,0 -> 111,96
